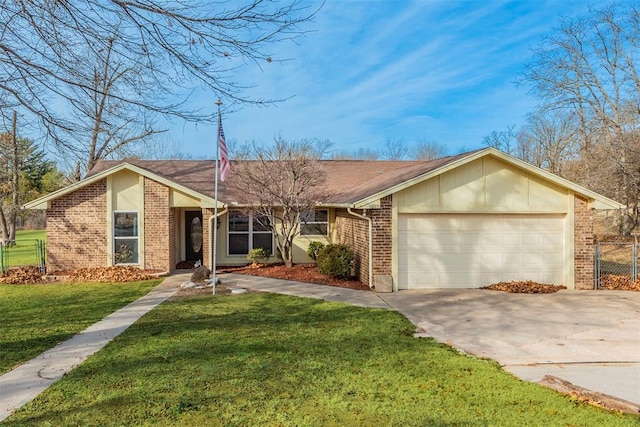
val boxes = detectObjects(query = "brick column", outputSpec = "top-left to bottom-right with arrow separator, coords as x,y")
144,178 -> 171,272
371,195 -> 392,278
202,208 -> 214,269
574,195 -> 594,289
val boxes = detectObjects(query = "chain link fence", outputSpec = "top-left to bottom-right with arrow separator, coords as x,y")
0,239 -> 46,273
595,243 -> 638,289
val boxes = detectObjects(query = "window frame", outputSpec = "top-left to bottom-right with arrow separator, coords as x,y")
300,209 -> 329,236
227,210 -> 274,256
113,211 -> 139,265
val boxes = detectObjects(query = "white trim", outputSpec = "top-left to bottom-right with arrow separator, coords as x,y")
300,209 -> 329,236
113,211 -> 140,265
227,210 -> 274,257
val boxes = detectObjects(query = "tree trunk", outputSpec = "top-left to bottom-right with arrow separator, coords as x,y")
9,111 -> 18,242
0,206 -> 9,244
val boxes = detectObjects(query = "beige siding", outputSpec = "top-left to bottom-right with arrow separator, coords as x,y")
209,208 -> 333,266
170,189 -> 201,207
396,156 -> 569,213
112,170 -> 142,211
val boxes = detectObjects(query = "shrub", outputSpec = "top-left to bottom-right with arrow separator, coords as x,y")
316,244 -> 354,278
247,248 -> 271,265
306,241 -> 326,261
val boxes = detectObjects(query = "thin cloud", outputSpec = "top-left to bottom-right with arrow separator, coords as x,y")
169,0 -> 594,157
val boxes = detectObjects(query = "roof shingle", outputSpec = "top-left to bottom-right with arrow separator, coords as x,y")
88,151 -> 479,205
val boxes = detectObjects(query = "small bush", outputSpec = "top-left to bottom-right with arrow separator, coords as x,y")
306,241 -> 326,261
247,248 -> 271,265
316,244 -> 354,278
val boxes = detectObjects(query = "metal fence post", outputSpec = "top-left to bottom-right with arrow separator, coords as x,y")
0,242 -> 4,274
633,243 -> 638,283
37,239 -> 46,273
594,244 -> 600,290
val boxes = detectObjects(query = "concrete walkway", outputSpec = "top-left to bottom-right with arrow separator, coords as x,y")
0,274 -> 186,422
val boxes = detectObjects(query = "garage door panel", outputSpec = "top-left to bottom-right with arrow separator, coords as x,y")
398,214 -> 565,289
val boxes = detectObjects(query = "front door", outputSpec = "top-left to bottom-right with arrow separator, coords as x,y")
185,211 -> 203,262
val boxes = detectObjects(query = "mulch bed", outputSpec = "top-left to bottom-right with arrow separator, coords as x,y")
219,263 -> 371,291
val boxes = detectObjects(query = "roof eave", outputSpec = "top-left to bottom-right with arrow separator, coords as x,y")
24,162 -> 222,210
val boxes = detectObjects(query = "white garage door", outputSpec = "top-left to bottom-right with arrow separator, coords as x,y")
397,214 -> 565,289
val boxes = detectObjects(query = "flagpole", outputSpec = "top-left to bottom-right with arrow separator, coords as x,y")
212,99 -> 222,294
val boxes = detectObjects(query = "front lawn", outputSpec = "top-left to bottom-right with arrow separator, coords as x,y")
0,280 -> 161,375
5,292 -> 636,426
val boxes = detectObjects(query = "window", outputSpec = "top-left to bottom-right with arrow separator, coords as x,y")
113,212 -> 139,264
300,209 -> 329,236
228,211 -> 273,255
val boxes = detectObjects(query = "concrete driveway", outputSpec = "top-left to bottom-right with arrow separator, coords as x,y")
380,289 -> 640,405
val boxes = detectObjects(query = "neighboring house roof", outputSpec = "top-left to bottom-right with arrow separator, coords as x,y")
24,148 -> 623,210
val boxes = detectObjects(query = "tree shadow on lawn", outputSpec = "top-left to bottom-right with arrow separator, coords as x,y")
6,292 -> 637,426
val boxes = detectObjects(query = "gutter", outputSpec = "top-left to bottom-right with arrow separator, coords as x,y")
208,208 -> 228,269
346,207 -> 373,289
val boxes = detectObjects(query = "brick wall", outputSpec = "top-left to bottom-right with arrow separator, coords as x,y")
46,180 -> 107,271
143,178 -> 172,272
202,208 -> 214,269
334,210 -> 370,285
574,194 -> 594,289
168,207 -> 176,270
333,196 -> 393,286
371,195 -> 392,278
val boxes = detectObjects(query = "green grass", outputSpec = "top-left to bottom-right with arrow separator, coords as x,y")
0,280 -> 161,375
4,293 -> 637,426
15,230 -> 46,241
2,230 -> 46,268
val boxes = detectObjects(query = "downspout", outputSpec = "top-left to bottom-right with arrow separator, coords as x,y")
346,207 -> 373,289
208,208 -> 228,271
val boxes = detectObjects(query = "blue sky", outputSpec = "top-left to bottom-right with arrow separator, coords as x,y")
165,0 -> 593,158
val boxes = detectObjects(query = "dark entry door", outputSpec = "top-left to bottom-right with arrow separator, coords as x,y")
185,211 -> 203,262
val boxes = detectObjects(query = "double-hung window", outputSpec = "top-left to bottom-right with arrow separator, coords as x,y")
300,209 -> 329,236
228,211 -> 273,255
113,212 -> 139,264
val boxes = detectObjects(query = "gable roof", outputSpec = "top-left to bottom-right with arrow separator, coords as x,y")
24,148 -> 623,210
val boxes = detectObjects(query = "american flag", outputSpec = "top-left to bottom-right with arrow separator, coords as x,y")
218,113 -> 230,181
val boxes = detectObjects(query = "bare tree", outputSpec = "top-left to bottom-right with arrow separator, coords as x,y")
353,148 -> 380,160
521,3 -> 640,232
516,110 -> 579,175
53,35 -> 166,175
0,1 -> 320,173
380,138 -> 409,160
0,114 -> 17,244
482,125 -> 518,154
411,139 -> 448,160
228,138 -> 328,267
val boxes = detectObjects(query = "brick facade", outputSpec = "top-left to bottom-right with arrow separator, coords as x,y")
335,210 -> 370,285
46,180 -> 107,272
143,178 -> 172,272
371,196 -> 393,278
574,194 -> 594,289
202,208 -> 214,269
334,195 -> 393,287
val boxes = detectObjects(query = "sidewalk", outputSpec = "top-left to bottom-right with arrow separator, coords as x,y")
0,274 -> 187,423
